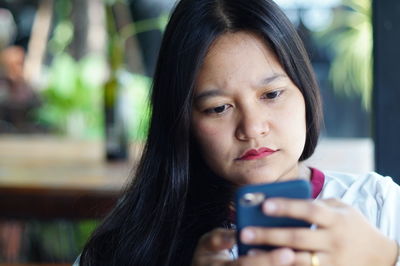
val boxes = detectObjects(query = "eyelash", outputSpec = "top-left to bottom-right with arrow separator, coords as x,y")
203,89 -> 284,115
261,89 -> 284,100
204,104 -> 232,115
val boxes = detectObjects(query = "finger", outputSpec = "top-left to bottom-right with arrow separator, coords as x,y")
262,198 -> 336,227
322,197 -> 347,207
227,248 -> 295,266
194,250 -> 234,266
240,227 -> 329,251
294,251 -> 327,266
196,228 -> 236,253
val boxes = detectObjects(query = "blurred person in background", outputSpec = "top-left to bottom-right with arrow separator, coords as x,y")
0,45 -> 41,133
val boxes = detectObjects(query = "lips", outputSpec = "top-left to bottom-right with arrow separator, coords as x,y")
238,147 -> 277,160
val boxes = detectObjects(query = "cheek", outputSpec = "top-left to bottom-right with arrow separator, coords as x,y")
192,120 -> 230,156
291,103 -> 307,150
194,121 -> 220,137
194,123 -> 226,151
278,97 -> 307,148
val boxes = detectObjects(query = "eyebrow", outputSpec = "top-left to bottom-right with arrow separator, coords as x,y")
194,89 -> 226,102
194,73 -> 288,102
259,73 -> 287,85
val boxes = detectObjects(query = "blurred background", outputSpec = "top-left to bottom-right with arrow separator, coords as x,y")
0,0 -> 396,264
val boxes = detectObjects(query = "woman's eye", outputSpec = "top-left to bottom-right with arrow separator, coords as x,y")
205,104 -> 230,114
262,90 -> 282,99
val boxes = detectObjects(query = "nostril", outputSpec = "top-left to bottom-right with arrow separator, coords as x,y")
235,110 -> 270,140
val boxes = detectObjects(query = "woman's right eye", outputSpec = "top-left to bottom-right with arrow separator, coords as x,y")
204,104 -> 231,114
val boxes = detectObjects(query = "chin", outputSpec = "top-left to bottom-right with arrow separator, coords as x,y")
238,175 -> 278,186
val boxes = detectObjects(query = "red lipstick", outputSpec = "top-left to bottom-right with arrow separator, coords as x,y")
238,147 -> 276,160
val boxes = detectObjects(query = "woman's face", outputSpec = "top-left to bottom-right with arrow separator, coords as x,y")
191,32 -> 307,186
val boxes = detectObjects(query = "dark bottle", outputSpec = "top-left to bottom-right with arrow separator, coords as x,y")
104,4 -> 128,161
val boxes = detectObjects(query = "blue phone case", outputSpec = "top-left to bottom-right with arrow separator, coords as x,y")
235,179 -> 311,256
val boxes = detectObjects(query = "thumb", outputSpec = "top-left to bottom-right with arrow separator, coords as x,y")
196,228 -> 236,253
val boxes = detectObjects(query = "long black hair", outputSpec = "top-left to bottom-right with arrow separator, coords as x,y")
80,0 -> 322,265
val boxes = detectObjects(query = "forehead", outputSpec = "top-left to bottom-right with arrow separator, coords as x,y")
196,31 -> 286,90
206,31 -> 275,58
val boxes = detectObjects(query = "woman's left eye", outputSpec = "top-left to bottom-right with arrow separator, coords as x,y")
261,90 -> 282,100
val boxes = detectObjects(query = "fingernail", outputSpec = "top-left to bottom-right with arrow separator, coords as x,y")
263,200 -> 278,214
241,228 -> 255,243
247,249 -> 263,256
278,249 -> 295,264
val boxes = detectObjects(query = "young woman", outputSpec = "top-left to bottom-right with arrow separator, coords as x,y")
78,0 -> 400,265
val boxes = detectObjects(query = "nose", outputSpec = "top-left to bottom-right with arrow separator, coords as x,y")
235,106 -> 269,141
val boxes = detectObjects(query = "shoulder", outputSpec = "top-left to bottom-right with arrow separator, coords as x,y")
319,170 -> 400,235
318,170 -> 400,213
320,170 -> 400,200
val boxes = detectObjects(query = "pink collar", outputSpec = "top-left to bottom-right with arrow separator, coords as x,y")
310,167 -> 325,199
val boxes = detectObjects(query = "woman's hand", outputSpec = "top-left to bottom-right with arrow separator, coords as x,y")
191,228 -> 235,266
191,228 -> 298,265
239,198 -> 398,266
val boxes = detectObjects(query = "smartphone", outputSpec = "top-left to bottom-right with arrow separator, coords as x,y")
235,179 -> 311,256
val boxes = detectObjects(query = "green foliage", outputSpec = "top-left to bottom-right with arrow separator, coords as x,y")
120,71 -> 152,140
318,0 -> 372,110
36,0 -> 156,140
48,20 -> 74,54
36,53 -> 105,138
48,0 -> 73,54
36,53 -> 152,140
21,220 -> 98,262
25,221 -> 80,261
120,13 -> 169,42
74,220 -> 99,250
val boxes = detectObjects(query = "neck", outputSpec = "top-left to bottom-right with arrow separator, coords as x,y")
298,163 -> 311,181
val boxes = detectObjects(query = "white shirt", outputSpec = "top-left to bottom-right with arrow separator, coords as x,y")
321,170 -> 400,244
